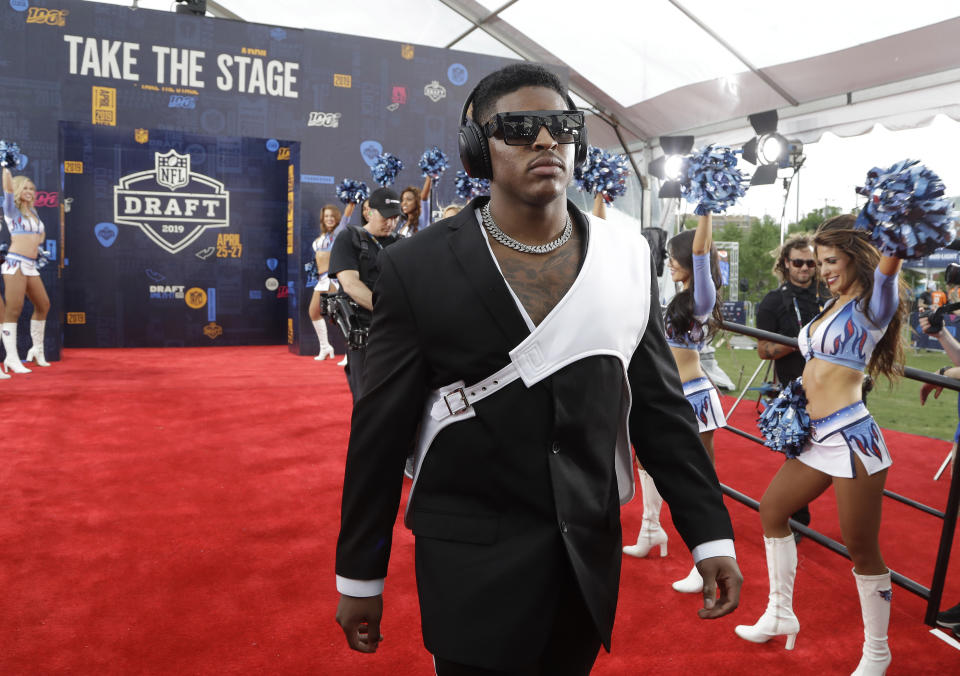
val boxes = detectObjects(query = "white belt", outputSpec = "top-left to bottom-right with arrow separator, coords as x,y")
429,362 -> 518,421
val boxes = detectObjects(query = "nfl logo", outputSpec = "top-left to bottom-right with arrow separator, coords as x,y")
155,150 -> 190,191
134,129 -> 149,144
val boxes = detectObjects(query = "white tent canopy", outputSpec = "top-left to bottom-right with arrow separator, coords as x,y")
96,0 -> 960,155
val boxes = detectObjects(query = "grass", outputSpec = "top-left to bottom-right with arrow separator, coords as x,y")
711,332 -> 958,442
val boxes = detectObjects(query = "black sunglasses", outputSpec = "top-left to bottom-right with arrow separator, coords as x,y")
482,110 -> 584,146
789,258 -> 817,269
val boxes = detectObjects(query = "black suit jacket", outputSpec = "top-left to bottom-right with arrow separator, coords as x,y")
335,198 -> 734,669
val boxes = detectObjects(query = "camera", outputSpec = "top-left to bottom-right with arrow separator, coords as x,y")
321,292 -> 369,350
919,301 -> 960,335
945,262 -> 960,286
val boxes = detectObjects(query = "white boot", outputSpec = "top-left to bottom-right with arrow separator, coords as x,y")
623,469 -> 668,558
734,534 -> 800,649
672,564 -> 704,593
312,319 -> 334,360
25,319 -> 50,367
1,322 -> 31,374
851,570 -> 892,675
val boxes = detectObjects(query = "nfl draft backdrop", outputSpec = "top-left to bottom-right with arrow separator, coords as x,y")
0,0 -> 519,358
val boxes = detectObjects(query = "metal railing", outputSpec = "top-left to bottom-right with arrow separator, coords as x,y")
717,320 -> 960,628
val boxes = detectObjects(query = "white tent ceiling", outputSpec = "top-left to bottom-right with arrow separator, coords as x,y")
95,0 -> 960,155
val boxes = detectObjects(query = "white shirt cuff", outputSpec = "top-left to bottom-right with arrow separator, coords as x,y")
691,539 -> 736,563
336,575 -> 385,597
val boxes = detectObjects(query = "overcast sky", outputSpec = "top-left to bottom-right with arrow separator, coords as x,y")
734,115 -> 960,223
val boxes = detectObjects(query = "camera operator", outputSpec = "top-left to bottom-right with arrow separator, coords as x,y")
755,233 -> 829,534
918,266 -> 960,411
918,265 -> 960,634
328,188 -> 402,400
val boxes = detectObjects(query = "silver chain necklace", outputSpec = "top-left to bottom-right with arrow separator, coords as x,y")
481,203 -> 572,255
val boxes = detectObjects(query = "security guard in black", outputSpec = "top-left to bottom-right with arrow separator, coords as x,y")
328,187 -> 402,398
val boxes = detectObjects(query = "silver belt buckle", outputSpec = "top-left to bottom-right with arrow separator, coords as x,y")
443,387 -> 470,416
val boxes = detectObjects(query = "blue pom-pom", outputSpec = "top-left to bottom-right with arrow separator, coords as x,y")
0,242 -> 7,265
757,378 -> 811,458
473,177 -> 490,198
304,260 -> 319,287
371,152 -> 404,187
854,159 -> 956,259
336,179 -> 369,205
418,147 -> 449,179
0,139 -> 22,170
682,145 -> 747,215
36,248 -> 52,270
573,146 -> 631,204
454,170 -> 489,200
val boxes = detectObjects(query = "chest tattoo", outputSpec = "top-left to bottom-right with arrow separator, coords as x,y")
494,225 -> 584,326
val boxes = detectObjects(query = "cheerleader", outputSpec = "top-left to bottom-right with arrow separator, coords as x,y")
397,176 -> 432,237
623,213 -> 726,597
2,166 -> 50,374
736,214 -> 906,675
307,202 -> 355,360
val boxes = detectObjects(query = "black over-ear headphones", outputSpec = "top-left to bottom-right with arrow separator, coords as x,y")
457,85 -> 588,180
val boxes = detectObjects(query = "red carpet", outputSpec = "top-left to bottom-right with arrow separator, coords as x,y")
0,347 -> 957,674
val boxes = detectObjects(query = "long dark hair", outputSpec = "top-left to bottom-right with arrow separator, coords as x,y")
813,214 -> 907,380
664,229 -> 723,342
402,186 -> 421,234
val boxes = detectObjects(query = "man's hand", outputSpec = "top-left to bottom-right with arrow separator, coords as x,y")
697,556 -> 742,619
336,594 -> 384,653
920,382 -> 943,405
918,315 -> 938,335
757,339 -> 794,361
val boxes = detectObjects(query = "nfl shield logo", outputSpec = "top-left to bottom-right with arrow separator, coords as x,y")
155,150 -> 190,191
134,129 -> 149,144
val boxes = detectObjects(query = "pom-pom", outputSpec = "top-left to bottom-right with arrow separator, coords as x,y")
371,152 -> 404,187
304,260 -> 319,287
0,242 -> 7,266
336,179 -> 369,205
36,248 -> 52,270
682,145 -> 747,215
0,139 -> 22,170
854,159 -> 956,259
757,378 -> 811,458
573,146 -> 631,203
454,170 -> 490,201
418,147 -> 449,179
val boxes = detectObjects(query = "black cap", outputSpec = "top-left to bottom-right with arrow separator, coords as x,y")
368,188 -> 403,219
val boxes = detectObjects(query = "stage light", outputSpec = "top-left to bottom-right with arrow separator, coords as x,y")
740,110 -> 788,186
759,135 -> 784,164
649,135 -> 694,199
663,155 -> 685,181
175,0 -> 207,16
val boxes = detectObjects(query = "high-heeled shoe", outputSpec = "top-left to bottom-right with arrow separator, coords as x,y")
315,345 -> 335,361
0,367 -> 9,380
623,470 -> 668,558
2,358 -> 31,375
25,346 -> 50,367
2,322 -> 31,374
672,565 -> 704,593
623,524 -> 668,558
734,534 -> 800,650
26,320 -> 50,366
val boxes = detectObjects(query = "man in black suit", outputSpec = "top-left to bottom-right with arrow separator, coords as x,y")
335,64 -> 741,675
